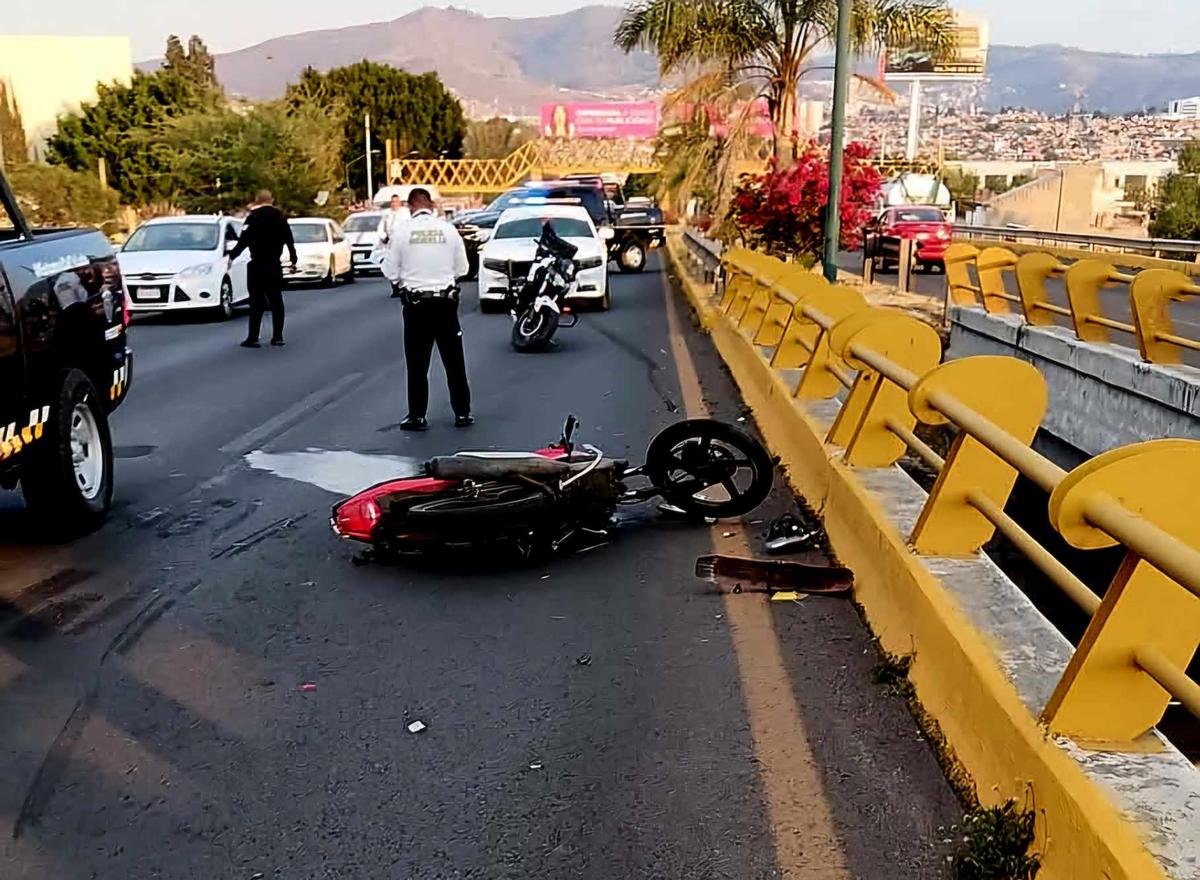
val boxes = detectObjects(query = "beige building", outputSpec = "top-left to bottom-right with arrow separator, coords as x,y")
0,35 -> 133,159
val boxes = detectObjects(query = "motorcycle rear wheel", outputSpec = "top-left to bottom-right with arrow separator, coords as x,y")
644,419 -> 774,519
511,306 -> 559,352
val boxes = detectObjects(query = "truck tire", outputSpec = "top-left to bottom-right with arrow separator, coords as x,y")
617,240 -> 647,273
21,369 -> 113,533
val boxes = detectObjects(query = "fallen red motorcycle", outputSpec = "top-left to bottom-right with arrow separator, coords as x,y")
331,415 -> 774,560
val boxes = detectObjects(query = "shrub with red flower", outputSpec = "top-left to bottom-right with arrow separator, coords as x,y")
732,141 -> 882,263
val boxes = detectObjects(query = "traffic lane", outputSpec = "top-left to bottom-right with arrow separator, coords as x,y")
0,257 -> 960,878
0,261 -> 783,879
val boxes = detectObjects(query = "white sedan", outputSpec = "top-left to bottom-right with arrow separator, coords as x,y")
119,215 -> 249,319
285,218 -> 354,285
478,205 -> 610,311
342,210 -> 384,274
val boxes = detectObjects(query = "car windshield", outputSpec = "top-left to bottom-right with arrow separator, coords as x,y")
342,215 -> 379,232
894,209 -> 945,223
124,222 -> 219,252
290,223 -> 328,244
495,217 -> 593,240
515,187 -> 605,220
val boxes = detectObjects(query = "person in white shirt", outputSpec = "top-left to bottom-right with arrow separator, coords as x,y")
381,187 -> 472,431
377,194 -> 411,299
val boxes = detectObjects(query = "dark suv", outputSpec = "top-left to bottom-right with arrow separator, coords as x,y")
0,167 -> 132,531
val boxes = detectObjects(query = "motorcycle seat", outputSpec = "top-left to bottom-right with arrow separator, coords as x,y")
428,454 -> 574,481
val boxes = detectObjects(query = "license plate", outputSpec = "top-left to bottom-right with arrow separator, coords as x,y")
916,233 -> 931,241
133,286 -> 168,303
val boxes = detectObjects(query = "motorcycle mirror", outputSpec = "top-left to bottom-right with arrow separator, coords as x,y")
562,414 -> 579,451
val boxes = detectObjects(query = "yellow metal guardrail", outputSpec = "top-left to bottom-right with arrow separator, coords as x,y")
389,140 -> 661,193
714,243 -> 1200,746
944,242 -> 1200,366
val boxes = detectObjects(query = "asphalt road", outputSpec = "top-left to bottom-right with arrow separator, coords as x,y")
838,250 -> 1200,367
0,262 -> 960,879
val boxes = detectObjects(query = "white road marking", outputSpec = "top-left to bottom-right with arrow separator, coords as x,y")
244,449 -> 424,496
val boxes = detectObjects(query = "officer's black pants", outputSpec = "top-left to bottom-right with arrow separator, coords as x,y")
246,263 -> 285,343
403,299 -> 471,418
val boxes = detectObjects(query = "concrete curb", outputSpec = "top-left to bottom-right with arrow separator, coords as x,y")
664,234 -> 1192,880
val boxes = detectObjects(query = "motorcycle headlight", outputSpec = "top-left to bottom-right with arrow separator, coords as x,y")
576,256 -> 604,270
178,262 -> 216,278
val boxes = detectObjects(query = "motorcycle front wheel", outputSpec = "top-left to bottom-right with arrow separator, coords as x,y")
644,419 -> 774,519
511,306 -> 559,352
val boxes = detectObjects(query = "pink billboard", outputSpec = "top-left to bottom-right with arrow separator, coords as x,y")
540,102 -> 659,139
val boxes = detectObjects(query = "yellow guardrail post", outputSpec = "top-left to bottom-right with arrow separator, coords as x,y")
827,312 -> 943,467
793,287 -> 869,400
1064,259 -> 1136,344
976,246 -> 1019,315
1043,440 -> 1200,742
943,242 -> 982,306
719,249 -> 755,313
907,357 -> 1049,555
1014,252 -> 1069,327
768,272 -> 832,367
1128,268 -> 1200,365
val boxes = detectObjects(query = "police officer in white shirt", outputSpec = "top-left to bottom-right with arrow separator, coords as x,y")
381,187 -> 473,430
377,194 -> 411,299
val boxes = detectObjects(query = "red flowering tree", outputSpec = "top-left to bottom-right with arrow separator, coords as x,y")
732,141 -> 882,264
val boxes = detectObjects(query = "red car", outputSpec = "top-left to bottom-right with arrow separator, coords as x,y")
864,206 -> 953,272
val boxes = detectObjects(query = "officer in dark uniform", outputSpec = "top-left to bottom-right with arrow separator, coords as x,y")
381,187 -> 472,430
228,190 -> 297,348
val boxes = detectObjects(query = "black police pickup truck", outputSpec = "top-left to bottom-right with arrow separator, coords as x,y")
0,167 -> 131,531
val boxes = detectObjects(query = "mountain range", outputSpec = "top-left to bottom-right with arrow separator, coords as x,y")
142,6 -> 1200,116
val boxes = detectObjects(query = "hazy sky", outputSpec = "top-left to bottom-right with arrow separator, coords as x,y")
7,0 -> 1200,59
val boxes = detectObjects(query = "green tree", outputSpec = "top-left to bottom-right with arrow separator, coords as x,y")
1150,174 -> 1200,241
615,0 -> 955,164
0,80 -> 27,168
163,34 -> 219,91
8,163 -> 119,230
943,167 -> 979,205
288,62 -> 465,192
463,117 -> 536,159
160,98 -> 344,215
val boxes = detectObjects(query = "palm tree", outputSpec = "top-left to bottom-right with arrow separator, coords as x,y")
615,0 -> 957,164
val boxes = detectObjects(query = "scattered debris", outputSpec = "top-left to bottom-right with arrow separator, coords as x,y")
407,721 -> 427,734
575,654 -> 592,666
299,683 -> 317,692
736,417 -> 746,423
695,555 -> 853,596
763,513 -> 821,555
722,531 -> 735,538
529,761 -> 543,770
351,550 -> 374,567
540,574 -> 551,580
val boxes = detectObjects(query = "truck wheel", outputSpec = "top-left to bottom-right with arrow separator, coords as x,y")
618,240 -> 646,273
22,369 -> 114,533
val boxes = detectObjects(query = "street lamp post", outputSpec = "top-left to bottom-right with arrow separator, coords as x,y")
822,0 -> 854,283
344,150 -> 381,195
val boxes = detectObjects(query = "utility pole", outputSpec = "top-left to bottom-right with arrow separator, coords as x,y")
822,0 -> 853,283
364,112 -> 374,202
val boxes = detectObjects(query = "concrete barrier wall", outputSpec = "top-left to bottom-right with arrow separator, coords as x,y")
666,234 -> 1200,880
949,304 -> 1200,457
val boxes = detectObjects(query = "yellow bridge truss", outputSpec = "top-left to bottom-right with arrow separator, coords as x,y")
388,140 -> 662,194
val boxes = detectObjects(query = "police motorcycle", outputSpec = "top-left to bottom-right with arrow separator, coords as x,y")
505,222 -> 579,352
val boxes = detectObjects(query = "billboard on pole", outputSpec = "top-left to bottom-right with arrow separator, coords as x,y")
884,11 -> 988,81
540,102 -> 658,139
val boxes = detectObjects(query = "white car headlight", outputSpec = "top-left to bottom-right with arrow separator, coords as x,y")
178,262 -> 216,278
